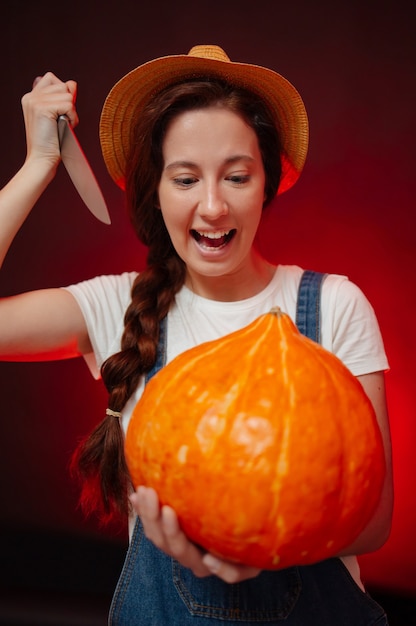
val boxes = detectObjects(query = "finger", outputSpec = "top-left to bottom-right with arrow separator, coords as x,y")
161,505 -> 193,555
131,487 -> 169,549
202,554 -> 261,584
161,504 -> 180,535
31,72 -> 62,89
29,74 -> 79,126
162,507 -> 210,577
65,79 -> 77,103
131,486 -> 161,522
130,489 -> 212,578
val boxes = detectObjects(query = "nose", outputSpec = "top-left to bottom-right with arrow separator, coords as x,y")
198,182 -> 228,220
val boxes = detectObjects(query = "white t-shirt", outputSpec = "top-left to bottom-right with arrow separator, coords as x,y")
63,264 -> 388,587
64,264 -> 388,425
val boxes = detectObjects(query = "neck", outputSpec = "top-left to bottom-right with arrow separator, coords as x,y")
185,255 -> 277,302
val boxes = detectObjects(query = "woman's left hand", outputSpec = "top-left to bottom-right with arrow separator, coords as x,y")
130,486 -> 261,583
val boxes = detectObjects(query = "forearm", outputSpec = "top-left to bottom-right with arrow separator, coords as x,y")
337,371 -> 394,557
0,157 -> 57,268
336,478 -> 393,557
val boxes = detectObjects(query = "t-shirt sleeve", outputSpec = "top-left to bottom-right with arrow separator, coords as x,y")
62,272 -> 138,379
320,274 -> 389,376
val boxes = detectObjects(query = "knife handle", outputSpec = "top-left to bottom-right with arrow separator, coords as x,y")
57,114 -> 69,150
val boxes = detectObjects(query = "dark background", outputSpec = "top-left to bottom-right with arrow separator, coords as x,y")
0,0 -> 415,623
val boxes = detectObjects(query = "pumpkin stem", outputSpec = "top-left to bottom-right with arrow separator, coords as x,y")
270,306 -> 282,316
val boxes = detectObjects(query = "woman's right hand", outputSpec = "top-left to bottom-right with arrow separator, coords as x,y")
20,72 -> 79,174
0,72 -> 79,268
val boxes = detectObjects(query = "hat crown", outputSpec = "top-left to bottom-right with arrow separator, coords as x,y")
187,45 -> 231,63
100,44 -> 308,194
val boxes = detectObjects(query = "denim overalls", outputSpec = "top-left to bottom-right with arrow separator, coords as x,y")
108,271 -> 388,625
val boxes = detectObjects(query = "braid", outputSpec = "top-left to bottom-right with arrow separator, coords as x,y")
71,254 -> 185,522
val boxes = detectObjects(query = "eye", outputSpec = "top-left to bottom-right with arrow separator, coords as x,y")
173,176 -> 198,187
226,174 -> 250,184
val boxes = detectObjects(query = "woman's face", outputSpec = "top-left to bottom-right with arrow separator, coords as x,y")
157,106 -> 269,299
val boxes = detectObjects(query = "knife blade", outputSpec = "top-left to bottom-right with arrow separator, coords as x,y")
58,115 -> 111,225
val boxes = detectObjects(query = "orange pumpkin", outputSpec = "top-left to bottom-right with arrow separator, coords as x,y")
125,308 -> 385,569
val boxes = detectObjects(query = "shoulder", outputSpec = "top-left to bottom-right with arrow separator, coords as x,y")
276,267 -> 388,375
321,272 -> 378,333
63,271 -> 138,314
64,271 -> 138,295
319,273 -> 388,375
276,265 -> 374,319
63,271 -> 139,345
61,271 -> 139,377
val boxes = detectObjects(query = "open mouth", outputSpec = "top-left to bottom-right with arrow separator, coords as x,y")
191,229 -> 236,250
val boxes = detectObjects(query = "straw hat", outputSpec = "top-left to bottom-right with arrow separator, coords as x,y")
99,45 -> 308,194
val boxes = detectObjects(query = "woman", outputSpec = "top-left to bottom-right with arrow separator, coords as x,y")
0,45 -> 393,624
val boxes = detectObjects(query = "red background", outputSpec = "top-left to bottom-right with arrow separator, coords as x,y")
0,0 -> 415,601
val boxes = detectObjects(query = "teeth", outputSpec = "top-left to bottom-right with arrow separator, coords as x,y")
196,230 -> 230,239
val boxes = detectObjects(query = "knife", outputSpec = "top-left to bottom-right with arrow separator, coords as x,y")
57,115 -> 111,225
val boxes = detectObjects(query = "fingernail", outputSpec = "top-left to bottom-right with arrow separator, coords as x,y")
129,486 -> 143,502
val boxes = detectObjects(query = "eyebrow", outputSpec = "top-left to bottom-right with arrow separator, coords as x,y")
164,155 -> 256,171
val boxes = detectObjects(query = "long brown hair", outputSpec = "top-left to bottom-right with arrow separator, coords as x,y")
71,79 -> 283,523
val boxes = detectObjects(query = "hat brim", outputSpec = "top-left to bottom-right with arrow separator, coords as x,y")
99,50 -> 308,194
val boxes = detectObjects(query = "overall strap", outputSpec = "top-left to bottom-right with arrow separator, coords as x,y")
145,316 -> 168,384
295,270 -> 328,342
